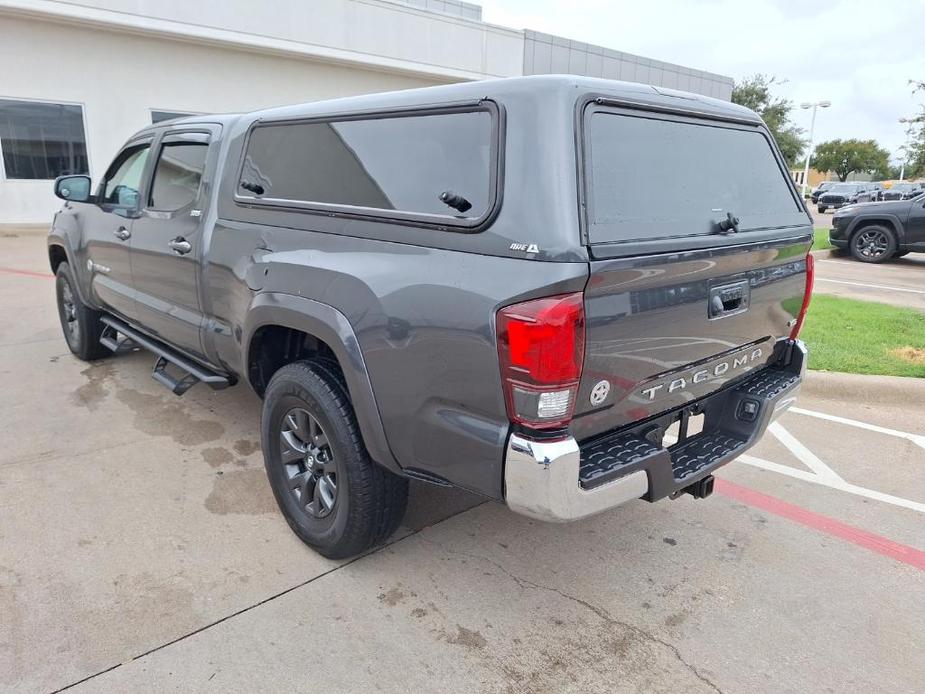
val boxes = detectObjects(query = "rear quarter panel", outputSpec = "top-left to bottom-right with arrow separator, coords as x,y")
205,221 -> 587,498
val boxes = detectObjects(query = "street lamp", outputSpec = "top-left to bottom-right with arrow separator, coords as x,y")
800,100 -> 831,198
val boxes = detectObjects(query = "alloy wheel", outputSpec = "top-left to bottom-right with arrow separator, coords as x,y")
279,407 -> 337,519
59,279 -> 80,347
855,229 -> 890,260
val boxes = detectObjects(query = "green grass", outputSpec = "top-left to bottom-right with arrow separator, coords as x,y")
797,295 -> 925,377
812,227 -> 834,251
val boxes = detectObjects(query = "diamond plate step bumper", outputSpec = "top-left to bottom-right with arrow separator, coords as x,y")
504,341 -> 805,521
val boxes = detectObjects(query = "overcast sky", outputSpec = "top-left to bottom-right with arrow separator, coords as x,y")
481,0 -> 924,162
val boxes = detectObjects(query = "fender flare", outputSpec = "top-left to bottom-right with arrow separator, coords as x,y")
243,292 -> 401,474
843,214 -> 906,245
46,233 -> 91,306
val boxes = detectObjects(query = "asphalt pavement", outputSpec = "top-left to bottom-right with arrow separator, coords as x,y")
1,233 -> 923,694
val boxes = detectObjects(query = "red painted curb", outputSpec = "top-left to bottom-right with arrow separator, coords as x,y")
0,266 -> 54,279
715,478 -> 925,571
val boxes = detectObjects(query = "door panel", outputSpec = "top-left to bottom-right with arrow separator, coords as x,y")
906,201 -> 925,245
81,141 -> 152,319
129,129 -> 215,357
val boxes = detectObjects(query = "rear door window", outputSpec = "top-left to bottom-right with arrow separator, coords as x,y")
237,107 -> 497,226
149,136 -> 209,211
585,111 -> 806,245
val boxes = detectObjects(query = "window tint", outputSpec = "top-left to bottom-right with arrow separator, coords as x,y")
587,112 -> 805,244
239,110 -> 493,220
0,99 -> 88,180
149,141 -> 208,210
102,145 -> 150,207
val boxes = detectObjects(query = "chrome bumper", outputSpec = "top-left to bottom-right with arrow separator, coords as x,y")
504,342 -> 806,523
503,434 -> 649,522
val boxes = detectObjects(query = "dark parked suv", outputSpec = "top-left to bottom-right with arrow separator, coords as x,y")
48,76 -> 812,558
881,182 -> 923,201
817,182 -> 878,212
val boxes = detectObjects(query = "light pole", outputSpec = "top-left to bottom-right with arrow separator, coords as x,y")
800,100 -> 831,198
898,117 -> 915,181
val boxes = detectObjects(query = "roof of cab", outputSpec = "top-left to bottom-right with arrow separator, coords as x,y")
246,74 -> 761,124
129,112 -> 243,140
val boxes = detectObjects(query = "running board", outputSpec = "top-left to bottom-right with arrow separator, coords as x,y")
99,315 -> 231,396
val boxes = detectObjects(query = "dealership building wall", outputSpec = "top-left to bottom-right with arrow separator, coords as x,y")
0,0 -> 733,225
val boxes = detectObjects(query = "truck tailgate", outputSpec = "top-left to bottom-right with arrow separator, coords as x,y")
571,236 -> 810,443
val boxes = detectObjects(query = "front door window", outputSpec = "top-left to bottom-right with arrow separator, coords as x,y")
102,144 -> 150,208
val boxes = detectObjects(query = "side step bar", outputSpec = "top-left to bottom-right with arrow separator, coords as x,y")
100,315 -> 231,396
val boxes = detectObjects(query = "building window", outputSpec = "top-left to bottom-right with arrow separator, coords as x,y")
0,99 -> 88,180
151,110 -> 197,124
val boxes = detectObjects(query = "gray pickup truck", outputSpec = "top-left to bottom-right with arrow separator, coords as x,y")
48,76 -> 812,558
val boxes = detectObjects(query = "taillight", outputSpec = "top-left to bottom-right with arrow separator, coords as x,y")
789,253 -> 814,340
496,292 -> 585,429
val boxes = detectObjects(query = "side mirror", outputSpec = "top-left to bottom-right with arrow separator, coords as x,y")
54,175 -> 92,203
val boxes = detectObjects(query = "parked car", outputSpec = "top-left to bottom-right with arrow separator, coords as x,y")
817,183 -> 877,212
881,182 -> 923,201
830,192 -> 925,262
47,76 -> 812,558
810,181 -> 835,204
868,181 -> 885,201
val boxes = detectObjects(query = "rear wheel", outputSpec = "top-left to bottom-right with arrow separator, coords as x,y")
55,262 -> 108,360
850,225 -> 896,263
817,205 -> 826,213
261,361 -> 408,559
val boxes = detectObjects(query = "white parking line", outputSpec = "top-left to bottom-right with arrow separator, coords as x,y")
815,278 -> 925,294
791,407 -> 925,450
739,451 -> 925,515
768,422 -> 843,482
815,259 -> 904,272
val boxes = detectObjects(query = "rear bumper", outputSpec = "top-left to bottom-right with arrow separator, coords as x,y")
503,341 -> 807,522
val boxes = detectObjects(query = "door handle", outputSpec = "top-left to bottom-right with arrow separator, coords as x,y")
168,237 -> 192,255
113,227 -> 131,241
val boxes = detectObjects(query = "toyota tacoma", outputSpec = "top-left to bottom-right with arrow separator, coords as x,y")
48,76 -> 813,558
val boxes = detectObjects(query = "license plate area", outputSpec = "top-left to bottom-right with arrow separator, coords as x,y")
663,408 -> 706,447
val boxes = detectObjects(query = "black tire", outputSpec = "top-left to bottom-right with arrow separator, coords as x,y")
894,250 -> 910,258
261,360 -> 408,559
817,205 -> 826,213
850,225 -> 897,264
55,262 -> 109,361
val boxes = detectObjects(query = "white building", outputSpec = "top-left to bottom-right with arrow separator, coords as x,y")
0,0 -> 733,226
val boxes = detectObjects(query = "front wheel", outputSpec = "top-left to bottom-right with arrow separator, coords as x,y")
817,205 -> 826,213
261,361 -> 408,559
55,262 -> 109,360
850,225 -> 896,263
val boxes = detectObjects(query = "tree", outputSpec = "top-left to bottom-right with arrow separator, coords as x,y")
811,139 -> 891,181
731,74 -> 807,166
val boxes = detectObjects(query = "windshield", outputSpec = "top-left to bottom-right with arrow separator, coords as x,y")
892,183 -> 914,191
586,111 -> 805,244
829,184 -> 860,193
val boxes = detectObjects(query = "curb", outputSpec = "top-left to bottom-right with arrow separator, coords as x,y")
804,370 -> 925,406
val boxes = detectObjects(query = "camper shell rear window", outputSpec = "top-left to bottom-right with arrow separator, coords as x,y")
583,106 -> 807,248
